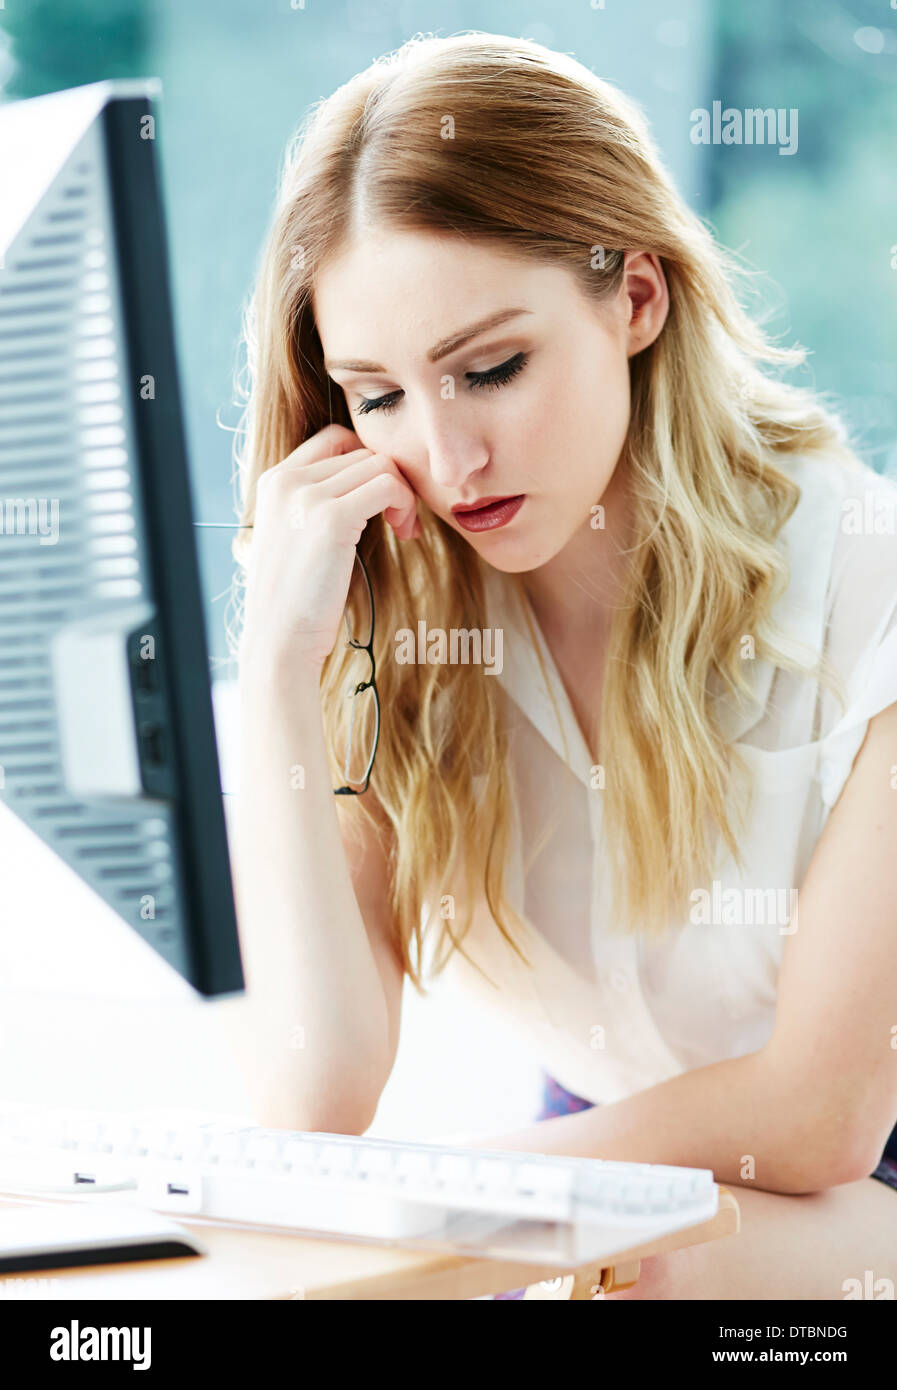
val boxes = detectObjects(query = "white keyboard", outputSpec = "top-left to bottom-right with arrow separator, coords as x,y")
0,1108 -> 718,1244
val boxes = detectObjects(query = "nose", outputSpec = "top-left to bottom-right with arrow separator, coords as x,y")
417,397 -> 491,491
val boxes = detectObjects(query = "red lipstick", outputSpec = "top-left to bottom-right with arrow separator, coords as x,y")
451,495 -> 526,532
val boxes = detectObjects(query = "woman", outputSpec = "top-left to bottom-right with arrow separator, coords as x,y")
223,33 -> 897,1299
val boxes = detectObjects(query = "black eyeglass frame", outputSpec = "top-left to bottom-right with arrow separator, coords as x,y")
333,549 -> 380,796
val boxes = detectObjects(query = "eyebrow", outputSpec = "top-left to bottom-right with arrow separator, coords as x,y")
323,307 -> 533,375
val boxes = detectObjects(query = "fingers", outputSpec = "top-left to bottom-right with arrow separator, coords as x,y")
334,472 -> 417,539
259,425 -> 421,542
269,423 -> 368,483
289,422 -> 365,467
317,450 -> 419,538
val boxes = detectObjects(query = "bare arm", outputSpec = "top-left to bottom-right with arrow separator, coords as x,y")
455,1048 -> 850,1195
212,650 -> 404,1134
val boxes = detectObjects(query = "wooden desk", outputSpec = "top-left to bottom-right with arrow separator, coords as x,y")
0,1187 -> 739,1300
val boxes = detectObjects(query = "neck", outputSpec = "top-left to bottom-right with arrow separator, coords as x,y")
521,455 -> 634,644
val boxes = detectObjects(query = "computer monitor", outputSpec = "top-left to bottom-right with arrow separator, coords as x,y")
0,79 -> 244,999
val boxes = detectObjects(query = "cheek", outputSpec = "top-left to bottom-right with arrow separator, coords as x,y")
501,372 -> 561,461
572,352 -> 630,453
527,354 -> 629,503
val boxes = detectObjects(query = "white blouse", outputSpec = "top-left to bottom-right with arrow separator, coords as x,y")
429,449 -> 897,1105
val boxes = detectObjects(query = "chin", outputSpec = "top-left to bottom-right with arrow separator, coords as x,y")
475,544 -> 557,575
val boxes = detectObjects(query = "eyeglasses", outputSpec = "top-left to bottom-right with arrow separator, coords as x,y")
194,524 -> 379,797
333,549 -> 380,796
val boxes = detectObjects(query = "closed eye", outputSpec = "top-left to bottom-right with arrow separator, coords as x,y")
354,351 -> 530,417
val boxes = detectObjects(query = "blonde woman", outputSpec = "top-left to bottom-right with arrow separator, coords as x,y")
221,33 -> 897,1299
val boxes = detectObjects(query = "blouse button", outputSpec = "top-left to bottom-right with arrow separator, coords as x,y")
610,968 -> 630,993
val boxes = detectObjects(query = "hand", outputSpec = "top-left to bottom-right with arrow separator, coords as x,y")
241,424 -> 420,675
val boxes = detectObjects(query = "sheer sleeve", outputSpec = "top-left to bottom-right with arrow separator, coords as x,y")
817,467 -> 897,811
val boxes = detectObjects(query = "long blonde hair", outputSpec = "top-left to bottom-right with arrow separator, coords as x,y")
229,32 -> 851,991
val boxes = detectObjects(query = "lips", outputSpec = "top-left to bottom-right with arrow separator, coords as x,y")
451,495 -> 518,515
452,494 -> 526,533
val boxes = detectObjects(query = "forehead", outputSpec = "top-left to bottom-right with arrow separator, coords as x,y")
312,228 -> 576,355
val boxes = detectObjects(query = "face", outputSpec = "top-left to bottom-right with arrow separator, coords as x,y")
313,229 -> 667,575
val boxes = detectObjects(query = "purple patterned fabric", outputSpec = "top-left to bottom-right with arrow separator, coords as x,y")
873,1157 -> 897,1192
539,1075 -> 596,1121
490,1074 -> 897,1299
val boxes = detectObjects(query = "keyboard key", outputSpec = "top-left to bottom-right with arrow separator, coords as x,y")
433,1155 -> 475,1189
353,1147 -> 395,1181
471,1158 -> 513,1192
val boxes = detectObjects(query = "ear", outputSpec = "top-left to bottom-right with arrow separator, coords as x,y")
622,251 -> 669,358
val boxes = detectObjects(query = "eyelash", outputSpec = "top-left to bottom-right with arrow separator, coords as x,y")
353,351 -> 530,416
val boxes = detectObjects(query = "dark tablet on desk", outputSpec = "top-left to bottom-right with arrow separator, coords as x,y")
0,1203 -> 206,1274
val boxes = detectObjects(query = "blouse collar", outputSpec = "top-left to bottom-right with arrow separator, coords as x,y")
480,454 -> 841,783
482,563 -> 595,787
